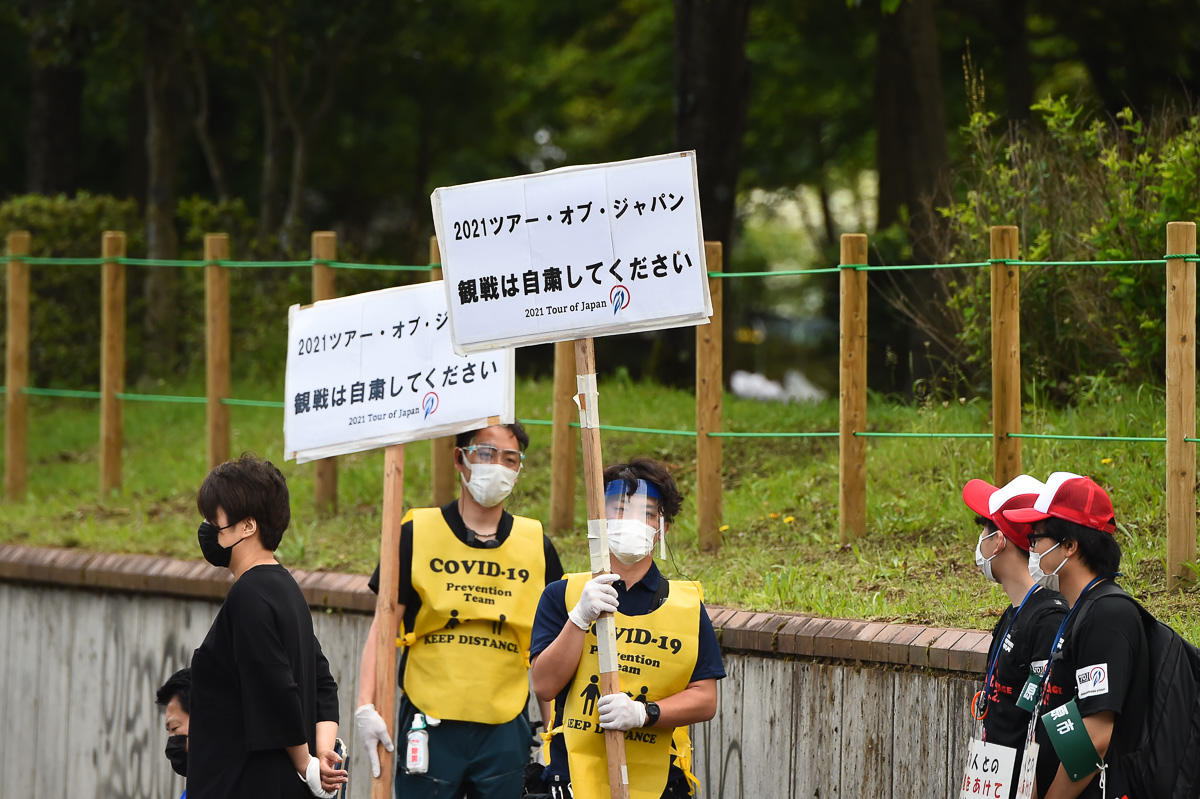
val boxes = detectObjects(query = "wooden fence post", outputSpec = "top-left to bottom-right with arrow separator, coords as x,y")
839,234 -> 868,542
205,234 -> 231,469
5,231 -> 31,501
312,231 -> 339,515
696,241 -> 724,551
1166,221 -> 1197,589
549,341 -> 577,533
100,231 -> 126,496
429,235 -> 457,506
990,226 -> 1022,486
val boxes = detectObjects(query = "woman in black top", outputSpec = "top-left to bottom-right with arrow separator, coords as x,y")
188,455 -> 347,799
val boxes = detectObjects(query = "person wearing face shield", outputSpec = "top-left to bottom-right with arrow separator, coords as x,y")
528,458 -> 726,799
189,455 -> 346,799
962,474 -> 1071,796
156,668 -> 192,798
1000,473 -> 1146,799
354,422 -> 565,799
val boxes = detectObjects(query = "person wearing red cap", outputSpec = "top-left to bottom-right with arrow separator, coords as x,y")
1002,472 -> 1148,799
962,474 -> 1071,796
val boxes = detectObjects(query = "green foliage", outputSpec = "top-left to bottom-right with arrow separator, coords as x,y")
0,193 -> 144,388
938,98 -> 1200,398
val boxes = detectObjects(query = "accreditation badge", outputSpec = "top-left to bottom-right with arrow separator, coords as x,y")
1014,669 -> 1043,712
1013,741 -> 1039,799
959,738 -> 1017,799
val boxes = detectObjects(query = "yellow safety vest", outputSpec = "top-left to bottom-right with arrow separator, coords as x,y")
559,572 -> 701,799
403,507 -> 545,723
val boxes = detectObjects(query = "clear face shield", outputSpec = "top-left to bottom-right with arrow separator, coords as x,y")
603,478 -> 665,565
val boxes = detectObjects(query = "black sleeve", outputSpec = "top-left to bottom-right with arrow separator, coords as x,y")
1072,596 -> 1142,718
228,585 -> 308,751
543,534 -> 565,584
366,519 -> 416,605
314,636 -> 340,724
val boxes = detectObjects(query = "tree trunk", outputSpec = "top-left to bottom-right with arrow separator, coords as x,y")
279,129 -> 308,252
995,0 -> 1032,123
24,0 -> 83,195
256,74 -> 283,245
143,18 -> 181,377
673,0 -> 753,256
26,64 -> 82,194
873,0 -> 953,393
188,47 -> 232,203
666,0 -> 752,386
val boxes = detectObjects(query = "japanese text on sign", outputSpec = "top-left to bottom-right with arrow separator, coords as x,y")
959,738 -> 1016,799
431,151 -> 712,354
284,281 -> 514,463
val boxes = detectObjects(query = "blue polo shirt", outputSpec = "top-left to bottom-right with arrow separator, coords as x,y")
529,562 -> 725,789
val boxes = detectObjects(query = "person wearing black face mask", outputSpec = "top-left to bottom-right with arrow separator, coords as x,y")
156,668 -> 192,797
190,454 -> 347,799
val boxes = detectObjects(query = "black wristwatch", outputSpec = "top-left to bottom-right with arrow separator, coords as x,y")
640,700 -> 660,727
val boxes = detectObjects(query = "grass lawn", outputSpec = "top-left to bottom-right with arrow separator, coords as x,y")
2,375 -> 1198,641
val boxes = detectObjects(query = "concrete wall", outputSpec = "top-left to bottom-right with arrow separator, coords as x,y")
0,545 -> 987,798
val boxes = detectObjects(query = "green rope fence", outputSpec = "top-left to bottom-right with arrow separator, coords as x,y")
2,255 -> 438,271
705,255 -> 1199,279
4,250 -> 1197,449
2,387 -> 1193,444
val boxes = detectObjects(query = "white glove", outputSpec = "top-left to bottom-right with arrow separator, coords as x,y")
298,755 -> 336,798
355,703 -> 395,778
568,573 -> 620,630
597,693 -> 647,731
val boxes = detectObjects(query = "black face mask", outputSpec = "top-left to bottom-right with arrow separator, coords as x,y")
165,734 -> 188,776
197,521 -> 237,568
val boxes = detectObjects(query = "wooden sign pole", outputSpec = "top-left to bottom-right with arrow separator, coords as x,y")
573,337 -> 631,799
372,443 -> 405,798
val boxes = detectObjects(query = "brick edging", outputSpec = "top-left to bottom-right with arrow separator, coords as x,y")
0,543 -> 375,613
707,605 -> 989,674
0,544 -> 986,673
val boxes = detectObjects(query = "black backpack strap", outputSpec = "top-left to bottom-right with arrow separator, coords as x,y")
1063,580 -> 1137,656
652,576 -> 670,609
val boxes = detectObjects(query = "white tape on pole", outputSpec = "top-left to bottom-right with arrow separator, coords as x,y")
576,374 -> 600,429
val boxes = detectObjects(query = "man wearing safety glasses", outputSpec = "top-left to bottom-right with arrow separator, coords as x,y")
529,458 -> 725,799
354,422 -> 564,798
962,474 -> 1070,797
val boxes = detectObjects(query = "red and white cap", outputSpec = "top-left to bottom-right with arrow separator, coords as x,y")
1001,471 -> 1116,534
962,474 -> 1046,549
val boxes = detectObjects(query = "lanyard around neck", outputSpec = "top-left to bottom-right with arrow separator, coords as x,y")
1031,575 -> 1109,712
974,584 -> 1041,722
982,584 -> 1041,696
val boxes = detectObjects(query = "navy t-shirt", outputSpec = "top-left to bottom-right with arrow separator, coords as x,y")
529,561 -> 725,789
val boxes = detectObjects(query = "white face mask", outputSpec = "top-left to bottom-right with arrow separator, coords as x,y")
607,519 -> 659,565
975,530 -> 1000,583
1028,541 -> 1067,591
461,462 -> 518,508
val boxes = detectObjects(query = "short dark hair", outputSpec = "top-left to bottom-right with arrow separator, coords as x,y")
602,458 -> 683,523
455,422 -> 530,452
975,515 -> 998,534
156,668 -> 191,715
975,515 -> 1029,559
1042,517 -> 1122,576
197,453 -> 291,550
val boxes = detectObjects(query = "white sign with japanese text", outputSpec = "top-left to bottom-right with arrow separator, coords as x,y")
430,151 -> 712,353
284,282 -> 514,463
959,738 -> 1017,799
